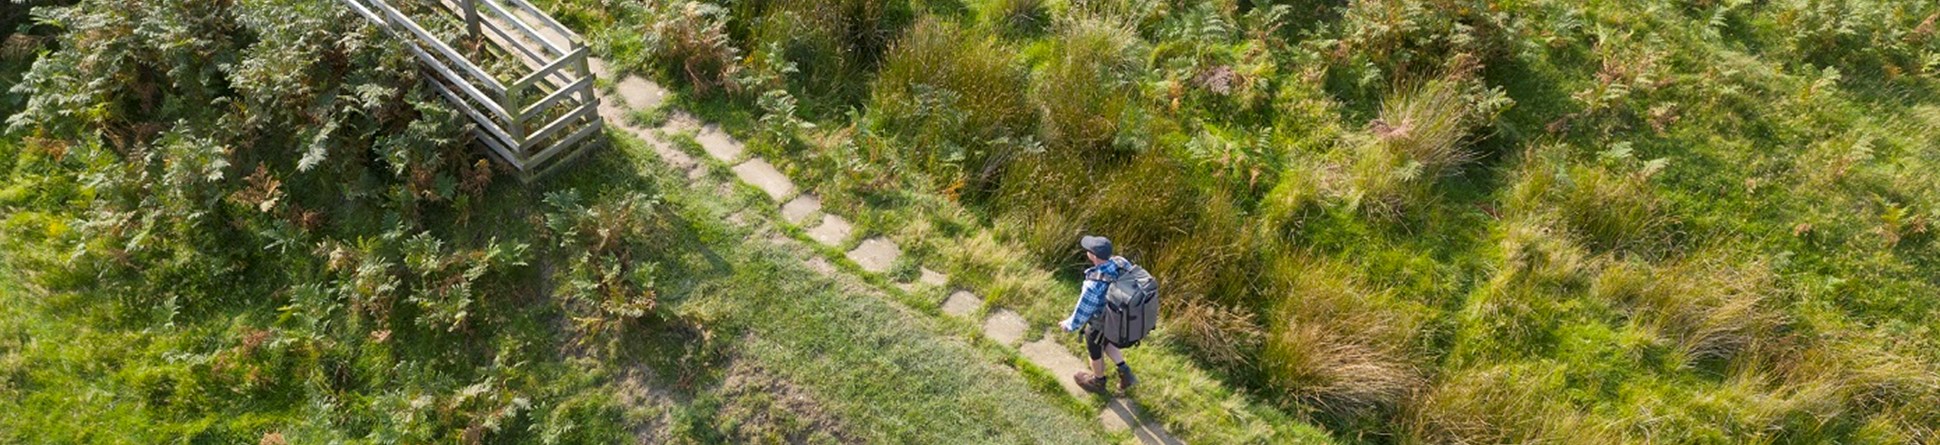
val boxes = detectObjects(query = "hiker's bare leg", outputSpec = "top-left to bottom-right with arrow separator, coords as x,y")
1104,344 -> 1125,365
1091,358 -> 1106,375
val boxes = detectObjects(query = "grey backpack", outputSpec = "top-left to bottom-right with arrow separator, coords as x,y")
1097,262 -> 1160,346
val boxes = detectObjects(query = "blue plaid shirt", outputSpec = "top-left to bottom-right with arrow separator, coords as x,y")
1061,256 -> 1128,331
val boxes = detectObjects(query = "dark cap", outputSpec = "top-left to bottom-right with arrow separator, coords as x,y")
1079,235 -> 1113,259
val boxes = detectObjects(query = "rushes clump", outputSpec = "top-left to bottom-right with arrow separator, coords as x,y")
1035,17 -> 1146,154
1260,259 -> 1427,420
1594,254 -> 1783,368
872,17 -> 1035,192
1403,364 -> 1609,445
1341,78 -> 1507,218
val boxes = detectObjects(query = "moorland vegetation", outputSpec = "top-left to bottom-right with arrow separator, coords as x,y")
3,0 -> 1939,443
554,0 -> 1940,442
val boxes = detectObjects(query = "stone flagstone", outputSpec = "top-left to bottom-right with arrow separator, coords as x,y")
648,137 -> 697,171
596,97 -> 631,127
614,75 -> 667,110
982,309 -> 1027,347
940,290 -> 982,318
731,159 -> 795,202
897,267 -> 949,293
1020,338 -> 1092,399
780,195 -> 822,224
918,268 -> 947,287
695,125 -> 743,161
845,237 -> 900,273
806,215 -> 852,245
1102,399 -> 1184,445
589,57 -> 610,78
1101,398 -> 1136,433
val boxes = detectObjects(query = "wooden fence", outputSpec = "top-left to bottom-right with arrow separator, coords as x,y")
340,0 -> 602,180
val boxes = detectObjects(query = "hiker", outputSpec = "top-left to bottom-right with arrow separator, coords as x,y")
1061,235 -> 1160,394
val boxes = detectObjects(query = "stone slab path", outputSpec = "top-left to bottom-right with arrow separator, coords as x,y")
982,309 -> 1027,347
918,268 -> 947,287
586,57 -> 1178,445
695,125 -> 744,162
805,215 -> 852,246
845,237 -> 900,274
731,159 -> 795,202
940,290 -> 982,318
780,195 -> 822,224
613,75 -> 667,110
1021,337 -> 1094,400
1104,398 -> 1185,444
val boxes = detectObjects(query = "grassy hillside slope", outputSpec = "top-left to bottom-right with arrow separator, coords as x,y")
542,0 -> 1940,442
0,1 -> 1101,443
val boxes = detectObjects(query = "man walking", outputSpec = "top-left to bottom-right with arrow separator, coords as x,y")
1061,235 -> 1139,393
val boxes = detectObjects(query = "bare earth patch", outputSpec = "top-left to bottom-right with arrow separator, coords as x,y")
717,360 -> 859,444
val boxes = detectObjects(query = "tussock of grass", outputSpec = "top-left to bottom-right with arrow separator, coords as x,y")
1337,78 -> 1505,218
1402,364 -> 1610,445
643,2 -> 741,95
747,0 -> 915,109
1450,217 -> 1593,363
1164,296 -> 1263,369
1507,146 -> 1677,255
979,0 -> 1050,38
1035,16 -> 1145,153
871,16 -> 1035,192
1595,254 -> 1784,368
1260,258 -> 1429,420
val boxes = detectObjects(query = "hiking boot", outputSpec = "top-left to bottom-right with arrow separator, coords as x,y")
1073,372 -> 1109,394
1118,371 -> 1138,391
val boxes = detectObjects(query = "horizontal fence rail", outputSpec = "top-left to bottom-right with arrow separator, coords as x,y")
340,0 -> 602,180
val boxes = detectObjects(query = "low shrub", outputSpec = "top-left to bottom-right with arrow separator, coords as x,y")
544,189 -> 670,353
401,232 -> 529,332
1766,0 -> 1940,78
1327,0 -> 1516,86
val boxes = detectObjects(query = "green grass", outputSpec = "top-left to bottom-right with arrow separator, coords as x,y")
603,129 -> 1108,443
528,0 -> 1940,443
7,0 -> 1940,443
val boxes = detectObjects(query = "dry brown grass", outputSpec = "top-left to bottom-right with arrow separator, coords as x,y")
1035,17 -> 1144,153
1594,253 -> 1784,368
1165,297 -> 1263,368
1402,364 -> 1615,445
1260,258 -> 1428,419
1337,78 -> 1497,218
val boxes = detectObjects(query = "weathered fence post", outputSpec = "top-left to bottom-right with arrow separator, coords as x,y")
459,0 -> 481,40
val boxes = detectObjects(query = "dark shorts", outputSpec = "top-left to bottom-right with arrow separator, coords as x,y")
1084,325 -> 1139,360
